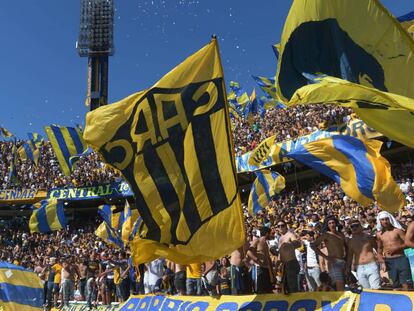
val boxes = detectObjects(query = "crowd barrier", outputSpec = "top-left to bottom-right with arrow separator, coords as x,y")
118,290 -> 414,311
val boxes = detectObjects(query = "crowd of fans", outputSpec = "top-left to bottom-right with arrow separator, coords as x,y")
0,158 -> 412,309
1,104 -> 414,310
0,141 -> 121,190
0,104 -> 351,190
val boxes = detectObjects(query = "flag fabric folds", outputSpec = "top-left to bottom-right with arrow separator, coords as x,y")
96,204 -> 125,249
121,202 -> 143,245
272,43 -> 280,60
398,11 -> 414,37
84,38 -> 244,264
275,0 -> 414,103
248,170 -> 285,215
29,198 -> 67,233
27,132 -> 44,147
252,75 -> 277,100
0,127 -> 13,138
44,125 -> 88,175
0,261 -> 43,310
18,140 -> 40,165
248,135 -> 277,167
288,74 -> 414,149
287,135 -> 405,213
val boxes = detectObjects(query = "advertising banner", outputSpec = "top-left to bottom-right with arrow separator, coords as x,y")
47,181 -> 132,201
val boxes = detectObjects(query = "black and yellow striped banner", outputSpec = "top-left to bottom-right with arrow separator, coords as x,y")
84,38 -> 244,264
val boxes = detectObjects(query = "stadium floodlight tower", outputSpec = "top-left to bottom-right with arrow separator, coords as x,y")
77,0 -> 114,111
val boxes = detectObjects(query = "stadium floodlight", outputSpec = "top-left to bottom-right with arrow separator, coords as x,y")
77,0 -> 114,56
77,0 -> 115,111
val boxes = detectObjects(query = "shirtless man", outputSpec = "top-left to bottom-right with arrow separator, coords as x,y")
61,258 -> 78,308
247,226 -> 274,294
173,263 -> 186,295
277,220 -> 302,293
376,212 -> 412,289
230,239 -> 250,295
312,216 -> 347,291
404,220 -> 414,248
78,260 -> 89,300
347,220 -> 380,289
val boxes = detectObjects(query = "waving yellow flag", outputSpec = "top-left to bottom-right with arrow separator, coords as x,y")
84,38 -> 244,264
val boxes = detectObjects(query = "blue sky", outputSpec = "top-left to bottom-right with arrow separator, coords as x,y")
0,0 -> 412,138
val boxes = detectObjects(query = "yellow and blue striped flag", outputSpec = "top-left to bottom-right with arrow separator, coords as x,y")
84,38 -> 244,265
0,127 -> 13,138
252,75 -> 277,100
97,204 -> 125,249
18,140 -> 39,166
0,261 -> 43,310
228,80 -> 250,114
27,132 -> 44,147
276,0 -> 414,103
248,170 -> 285,215
8,142 -> 19,185
29,198 -> 67,233
44,125 -> 88,175
287,135 -> 405,213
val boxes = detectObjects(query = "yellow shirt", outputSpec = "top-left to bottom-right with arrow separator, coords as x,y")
52,263 -> 62,284
186,263 -> 201,279
114,267 -> 121,285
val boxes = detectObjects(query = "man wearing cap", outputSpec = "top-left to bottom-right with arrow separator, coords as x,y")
347,220 -> 380,289
376,211 -> 412,289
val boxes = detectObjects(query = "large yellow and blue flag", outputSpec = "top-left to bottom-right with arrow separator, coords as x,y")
248,170 -> 285,215
18,140 -> 39,166
287,135 -> 405,213
288,74 -> 414,149
44,125 -> 88,175
275,0 -> 414,104
29,198 -> 67,233
84,38 -> 244,264
0,261 -> 43,310
0,127 -> 13,138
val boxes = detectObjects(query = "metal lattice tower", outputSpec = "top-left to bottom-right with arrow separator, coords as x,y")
77,0 -> 115,111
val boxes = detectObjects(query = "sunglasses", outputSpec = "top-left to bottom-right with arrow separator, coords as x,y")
277,224 -> 286,228
350,224 -> 360,229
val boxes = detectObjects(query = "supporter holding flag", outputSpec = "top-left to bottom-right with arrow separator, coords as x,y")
29,198 -> 67,233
